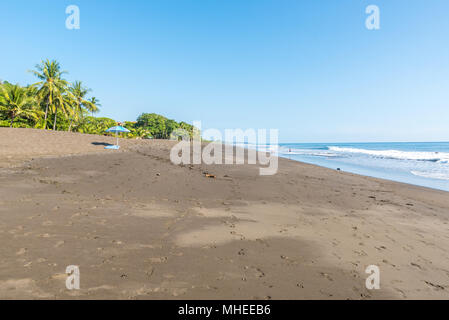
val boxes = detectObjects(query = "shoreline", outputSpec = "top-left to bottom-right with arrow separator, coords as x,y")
281,156 -> 449,195
3,128 -> 448,195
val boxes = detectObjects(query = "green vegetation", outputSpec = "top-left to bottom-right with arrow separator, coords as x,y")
136,113 -> 194,139
0,59 -> 194,139
0,83 -> 42,127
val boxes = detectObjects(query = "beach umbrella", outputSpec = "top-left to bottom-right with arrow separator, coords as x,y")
105,125 -> 130,150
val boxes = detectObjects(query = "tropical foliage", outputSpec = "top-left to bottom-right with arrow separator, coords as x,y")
0,59 -> 195,139
136,113 -> 195,139
30,59 -> 69,130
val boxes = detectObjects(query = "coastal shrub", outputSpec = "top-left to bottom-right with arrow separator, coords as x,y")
136,113 -> 196,140
136,113 -> 169,139
77,116 -> 116,135
46,111 -> 70,132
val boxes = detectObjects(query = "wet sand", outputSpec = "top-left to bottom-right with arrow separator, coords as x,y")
1,128 -> 449,299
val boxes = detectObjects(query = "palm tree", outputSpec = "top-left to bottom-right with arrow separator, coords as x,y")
0,83 -> 41,127
89,97 -> 101,117
43,91 -> 70,131
62,93 -> 78,131
130,127 -> 152,139
30,59 -> 68,129
67,81 -> 95,131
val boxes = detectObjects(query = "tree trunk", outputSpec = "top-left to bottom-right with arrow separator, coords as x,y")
9,115 -> 15,128
68,118 -> 73,132
78,102 -> 83,121
53,106 -> 58,131
44,100 -> 49,129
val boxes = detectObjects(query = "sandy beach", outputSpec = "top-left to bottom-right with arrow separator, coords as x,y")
1,127 -> 449,299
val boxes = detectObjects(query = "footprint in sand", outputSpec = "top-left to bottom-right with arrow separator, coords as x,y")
394,287 -> 407,298
423,281 -> 445,291
252,267 -> 265,278
54,241 -> 65,248
145,267 -> 155,279
28,214 -> 42,220
172,288 -> 188,297
16,248 -> 27,256
38,233 -> 51,238
319,272 -> 334,282
256,239 -> 270,247
170,251 -> 184,257
147,257 -> 168,263
410,262 -> 424,270
353,250 -> 368,257
331,239 -> 341,246
382,259 -> 396,267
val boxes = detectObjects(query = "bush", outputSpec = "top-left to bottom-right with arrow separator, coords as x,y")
77,116 -> 117,135
136,113 -> 169,139
136,113 -> 195,139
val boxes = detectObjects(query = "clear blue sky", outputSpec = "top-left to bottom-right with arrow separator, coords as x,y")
1,0 -> 448,142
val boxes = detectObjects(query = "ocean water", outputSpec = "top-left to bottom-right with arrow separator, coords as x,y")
246,142 -> 449,192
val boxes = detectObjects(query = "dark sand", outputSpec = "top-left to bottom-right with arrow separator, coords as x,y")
1,128 -> 449,299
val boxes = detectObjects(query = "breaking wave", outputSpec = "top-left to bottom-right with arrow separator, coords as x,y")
327,146 -> 449,163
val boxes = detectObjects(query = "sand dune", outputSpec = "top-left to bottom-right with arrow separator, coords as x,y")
1,128 -> 449,299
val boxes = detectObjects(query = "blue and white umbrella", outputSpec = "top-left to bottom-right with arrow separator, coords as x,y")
105,125 -> 130,150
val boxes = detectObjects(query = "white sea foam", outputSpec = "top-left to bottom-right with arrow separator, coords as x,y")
411,171 -> 449,181
236,143 -> 280,154
281,150 -> 340,157
328,146 -> 449,163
